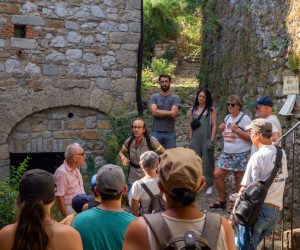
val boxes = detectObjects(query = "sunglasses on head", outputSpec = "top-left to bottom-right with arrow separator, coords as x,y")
227,103 -> 236,107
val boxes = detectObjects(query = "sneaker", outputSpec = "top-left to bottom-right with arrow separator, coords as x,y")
229,192 -> 239,202
205,186 -> 214,195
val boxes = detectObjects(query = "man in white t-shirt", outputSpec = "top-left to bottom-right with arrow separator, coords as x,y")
251,96 -> 282,154
231,118 -> 288,250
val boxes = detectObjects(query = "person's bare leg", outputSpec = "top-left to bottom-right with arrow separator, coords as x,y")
214,168 -> 228,202
234,171 -> 245,192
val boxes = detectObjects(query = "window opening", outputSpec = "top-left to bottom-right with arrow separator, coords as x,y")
14,25 -> 26,38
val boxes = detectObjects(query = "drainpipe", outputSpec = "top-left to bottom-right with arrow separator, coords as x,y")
136,0 -> 144,116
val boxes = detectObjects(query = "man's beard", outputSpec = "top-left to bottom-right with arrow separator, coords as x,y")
161,85 -> 170,92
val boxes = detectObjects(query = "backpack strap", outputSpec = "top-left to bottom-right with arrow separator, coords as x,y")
224,114 -> 230,123
236,113 -> 245,126
143,213 -> 172,249
201,213 -> 221,250
141,183 -> 154,199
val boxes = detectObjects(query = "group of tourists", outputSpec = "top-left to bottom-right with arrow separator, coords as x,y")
0,73 -> 288,250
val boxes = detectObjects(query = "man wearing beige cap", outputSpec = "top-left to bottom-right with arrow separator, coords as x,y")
232,119 -> 288,250
123,147 -> 235,250
73,164 -> 136,250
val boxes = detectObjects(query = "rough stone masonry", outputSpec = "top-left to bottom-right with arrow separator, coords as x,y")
0,0 -> 141,177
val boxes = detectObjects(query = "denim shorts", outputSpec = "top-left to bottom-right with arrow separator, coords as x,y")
151,131 -> 176,149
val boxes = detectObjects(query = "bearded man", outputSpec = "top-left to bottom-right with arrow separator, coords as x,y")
149,73 -> 180,149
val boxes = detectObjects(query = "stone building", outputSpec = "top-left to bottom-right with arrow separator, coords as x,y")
0,0 -> 141,177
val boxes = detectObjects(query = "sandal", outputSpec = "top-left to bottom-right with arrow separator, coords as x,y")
209,200 -> 226,209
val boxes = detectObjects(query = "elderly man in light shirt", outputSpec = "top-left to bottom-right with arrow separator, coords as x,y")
55,142 -> 86,218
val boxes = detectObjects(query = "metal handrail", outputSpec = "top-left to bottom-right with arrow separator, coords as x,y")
274,120 -> 300,250
275,121 -> 300,145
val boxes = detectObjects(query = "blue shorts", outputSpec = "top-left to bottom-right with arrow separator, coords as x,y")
151,131 -> 176,149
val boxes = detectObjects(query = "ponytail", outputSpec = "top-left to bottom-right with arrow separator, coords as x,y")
12,197 -> 49,250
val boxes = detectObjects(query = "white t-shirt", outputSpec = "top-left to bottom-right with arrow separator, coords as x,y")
241,144 -> 288,209
251,114 -> 282,154
222,112 -> 252,153
147,214 -> 228,250
131,176 -> 160,214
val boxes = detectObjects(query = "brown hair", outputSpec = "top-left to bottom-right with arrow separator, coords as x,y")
159,73 -> 171,82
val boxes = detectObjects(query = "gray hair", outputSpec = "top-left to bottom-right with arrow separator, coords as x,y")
65,143 -> 82,159
227,95 -> 243,110
140,151 -> 159,171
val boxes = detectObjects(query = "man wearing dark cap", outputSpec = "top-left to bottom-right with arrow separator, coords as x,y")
231,119 -> 288,250
251,96 -> 282,154
123,147 -> 235,250
72,164 -> 135,250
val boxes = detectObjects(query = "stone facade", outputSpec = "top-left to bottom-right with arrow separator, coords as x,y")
0,0 -> 141,177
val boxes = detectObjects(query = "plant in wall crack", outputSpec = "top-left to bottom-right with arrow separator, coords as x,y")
0,156 -> 30,229
288,54 -> 300,72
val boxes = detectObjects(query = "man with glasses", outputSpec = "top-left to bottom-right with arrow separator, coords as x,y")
231,119 -> 287,250
251,96 -> 282,154
55,142 -> 86,217
149,73 -> 180,149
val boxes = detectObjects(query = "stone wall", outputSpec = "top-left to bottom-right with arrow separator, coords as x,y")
200,0 -> 300,226
0,0 -> 141,177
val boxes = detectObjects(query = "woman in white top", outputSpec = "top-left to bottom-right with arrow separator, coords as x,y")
130,151 -> 161,216
210,95 -> 252,209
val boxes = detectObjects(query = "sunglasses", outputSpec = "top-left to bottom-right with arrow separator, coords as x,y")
73,152 -> 85,156
227,103 -> 236,107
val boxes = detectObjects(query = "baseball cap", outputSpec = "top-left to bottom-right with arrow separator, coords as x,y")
96,164 -> 126,195
19,169 -> 55,204
246,118 -> 272,137
158,147 -> 203,196
251,96 -> 273,107
72,194 -> 94,213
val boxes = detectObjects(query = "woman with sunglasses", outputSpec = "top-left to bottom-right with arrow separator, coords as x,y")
210,95 -> 252,209
188,88 -> 217,195
119,117 -> 165,191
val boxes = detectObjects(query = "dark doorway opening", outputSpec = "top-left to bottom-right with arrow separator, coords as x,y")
10,152 -> 65,174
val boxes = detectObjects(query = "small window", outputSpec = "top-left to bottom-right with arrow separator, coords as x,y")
14,25 -> 26,38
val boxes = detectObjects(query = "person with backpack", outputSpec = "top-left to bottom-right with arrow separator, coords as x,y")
210,95 -> 252,209
231,119 -> 288,250
119,117 -> 165,191
130,151 -> 166,216
123,147 -> 235,250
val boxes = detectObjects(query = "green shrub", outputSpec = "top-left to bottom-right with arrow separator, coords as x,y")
150,58 -> 176,77
288,54 -> 300,71
0,157 -> 30,229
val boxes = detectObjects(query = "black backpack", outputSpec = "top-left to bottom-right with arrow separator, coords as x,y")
140,182 -> 166,214
143,212 -> 221,250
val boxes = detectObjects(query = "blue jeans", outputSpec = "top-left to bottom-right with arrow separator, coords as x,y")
236,205 -> 281,250
151,131 -> 176,149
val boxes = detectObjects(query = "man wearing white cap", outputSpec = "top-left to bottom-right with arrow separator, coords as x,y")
73,164 -> 136,250
232,119 -> 288,250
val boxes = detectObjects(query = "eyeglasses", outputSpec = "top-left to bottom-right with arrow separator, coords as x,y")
133,126 -> 144,129
73,152 -> 85,156
227,103 -> 236,107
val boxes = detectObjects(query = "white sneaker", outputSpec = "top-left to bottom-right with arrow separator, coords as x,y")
229,192 -> 239,202
205,186 -> 214,195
